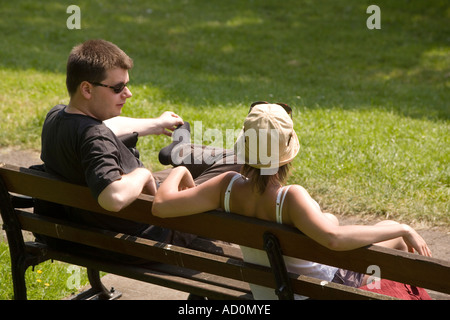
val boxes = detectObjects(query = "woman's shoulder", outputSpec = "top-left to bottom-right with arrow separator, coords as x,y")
285,184 -> 309,195
284,184 -> 314,206
201,171 -> 242,193
221,171 -> 244,183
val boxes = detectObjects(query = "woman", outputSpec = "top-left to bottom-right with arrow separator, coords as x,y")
152,102 -> 431,299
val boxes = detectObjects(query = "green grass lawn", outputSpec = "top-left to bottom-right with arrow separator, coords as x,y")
0,0 -> 448,299
0,242 -> 89,300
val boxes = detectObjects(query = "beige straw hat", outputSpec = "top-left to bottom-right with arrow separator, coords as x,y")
235,102 -> 300,169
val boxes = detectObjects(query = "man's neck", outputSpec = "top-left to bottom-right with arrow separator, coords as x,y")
66,99 -> 97,119
65,103 -> 85,115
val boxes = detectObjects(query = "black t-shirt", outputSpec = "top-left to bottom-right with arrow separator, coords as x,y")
41,104 -> 143,199
39,104 -> 162,239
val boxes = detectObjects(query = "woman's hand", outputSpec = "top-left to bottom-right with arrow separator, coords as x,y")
401,224 -> 432,257
173,166 -> 195,190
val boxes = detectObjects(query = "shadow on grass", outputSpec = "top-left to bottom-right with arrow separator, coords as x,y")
1,0 -> 448,120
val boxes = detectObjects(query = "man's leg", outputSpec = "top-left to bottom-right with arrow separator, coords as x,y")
157,121 -> 242,183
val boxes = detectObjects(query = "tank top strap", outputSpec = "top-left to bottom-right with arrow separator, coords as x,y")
223,174 -> 242,213
276,185 -> 292,224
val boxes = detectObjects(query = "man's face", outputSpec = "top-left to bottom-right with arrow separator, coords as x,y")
88,68 -> 132,120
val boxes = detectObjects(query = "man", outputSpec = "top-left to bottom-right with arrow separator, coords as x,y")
40,39 -> 240,244
42,39 -> 184,211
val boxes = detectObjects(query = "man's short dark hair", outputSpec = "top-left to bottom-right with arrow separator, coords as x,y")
66,39 -> 133,96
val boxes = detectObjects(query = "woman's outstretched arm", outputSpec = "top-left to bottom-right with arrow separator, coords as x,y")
152,167 -> 234,218
286,185 -> 431,256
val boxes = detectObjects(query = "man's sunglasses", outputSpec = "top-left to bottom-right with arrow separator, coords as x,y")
89,81 -> 128,94
249,101 -> 292,118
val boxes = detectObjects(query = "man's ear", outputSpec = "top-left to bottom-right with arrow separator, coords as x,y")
79,81 -> 93,99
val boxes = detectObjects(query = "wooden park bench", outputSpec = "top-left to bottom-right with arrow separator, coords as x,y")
1,163 -> 449,300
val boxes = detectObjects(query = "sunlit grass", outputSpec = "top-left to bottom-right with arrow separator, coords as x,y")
0,242 -> 89,300
0,69 -> 66,148
292,107 -> 449,225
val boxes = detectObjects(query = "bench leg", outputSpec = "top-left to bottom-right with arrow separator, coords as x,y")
263,232 -> 294,300
71,268 -> 122,300
11,262 -> 27,300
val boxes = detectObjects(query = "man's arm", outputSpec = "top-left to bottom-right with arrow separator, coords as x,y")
97,167 -> 155,212
104,111 -> 183,137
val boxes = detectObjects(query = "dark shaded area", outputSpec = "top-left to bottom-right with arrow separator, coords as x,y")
0,0 -> 448,120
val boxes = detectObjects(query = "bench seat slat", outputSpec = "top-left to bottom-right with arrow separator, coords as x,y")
24,242 -> 252,300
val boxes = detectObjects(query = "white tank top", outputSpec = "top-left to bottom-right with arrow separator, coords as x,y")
223,174 -> 338,300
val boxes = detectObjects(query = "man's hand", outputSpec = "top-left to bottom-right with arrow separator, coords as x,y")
154,111 -> 184,137
104,111 -> 184,137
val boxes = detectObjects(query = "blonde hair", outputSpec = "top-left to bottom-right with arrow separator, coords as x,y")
240,163 -> 291,194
